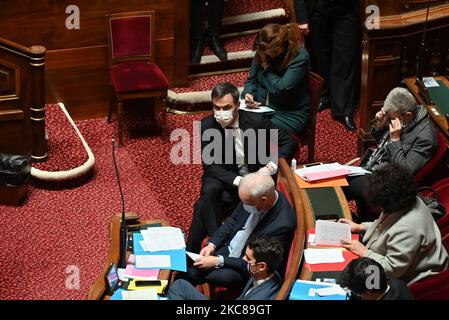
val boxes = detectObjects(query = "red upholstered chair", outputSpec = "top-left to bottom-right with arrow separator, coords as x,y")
293,72 -> 324,163
106,11 -> 168,147
409,233 -> 449,300
419,176 -> 449,231
415,130 -> 447,185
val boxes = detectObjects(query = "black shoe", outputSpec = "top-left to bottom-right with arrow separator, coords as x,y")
334,115 -> 356,132
190,40 -> 204,64
208,36 -> 227,61
317,96 -> 330,112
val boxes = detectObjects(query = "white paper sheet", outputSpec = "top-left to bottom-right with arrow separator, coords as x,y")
140,227 -> 185,252
186,251 -> 202,261
315,220 -> 351,246
135,255 -> 171,269
239,100 -> 274,113
304,248 -> 345,264
121,288 -> 158,300
423,77 -> 439,88
294,162 -> 344,180
341,165 -> 371,177
314,285 -> 347,297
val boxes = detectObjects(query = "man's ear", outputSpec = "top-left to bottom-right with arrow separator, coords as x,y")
405,111 -> 413,122
258,261 -> 268,272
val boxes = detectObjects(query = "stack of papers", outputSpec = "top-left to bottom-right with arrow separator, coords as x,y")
123,264 -> 159,280
140,227 -> 185,252
122,288 -> 158,300
304,248 -> 345,264
315,220 -> 351,246
239,100 -> 274,113
295,163 -> 351,182
341,165 -> 371,177
133,231 -> 187,272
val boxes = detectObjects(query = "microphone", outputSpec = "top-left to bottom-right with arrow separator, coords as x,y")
415,0 -> 434,104
112,138 -> 128,268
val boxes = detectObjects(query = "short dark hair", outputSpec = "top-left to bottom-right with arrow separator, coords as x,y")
247,237 -> 284,274
365,163 -> 417,214
211,82 -> 240,105
338,257 -> 387,296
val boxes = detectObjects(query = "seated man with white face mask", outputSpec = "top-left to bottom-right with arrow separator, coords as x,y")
179,173 -> 296,289
186,82 -> 297,254
168,237 -> 284,300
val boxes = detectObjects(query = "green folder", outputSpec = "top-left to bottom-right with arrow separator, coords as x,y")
428,80 -> 449,115
304,187 -> 345,220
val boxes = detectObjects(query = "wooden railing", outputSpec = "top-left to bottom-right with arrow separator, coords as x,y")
0,37 -> 47,161
275,158 -> 306,300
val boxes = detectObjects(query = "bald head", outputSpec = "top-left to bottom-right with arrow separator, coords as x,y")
239,173 -> 276,212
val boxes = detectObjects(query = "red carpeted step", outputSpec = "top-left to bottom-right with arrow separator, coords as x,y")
223,0 -> 290,18
203,34 -> 255,56
169,71 -> 249,112
172,71 -> 248,94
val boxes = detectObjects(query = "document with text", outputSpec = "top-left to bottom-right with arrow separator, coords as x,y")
315,220 -> 351,246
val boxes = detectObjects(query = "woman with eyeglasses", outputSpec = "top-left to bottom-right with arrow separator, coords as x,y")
242,23 -> 310,135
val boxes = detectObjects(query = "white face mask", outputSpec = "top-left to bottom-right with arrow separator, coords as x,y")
243,203 -> 261,215
214,108 -> 234,128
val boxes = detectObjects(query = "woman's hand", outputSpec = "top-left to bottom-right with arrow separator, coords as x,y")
338,218 -> 366,233
340,239 -> 368,257
244,93 -> 261,109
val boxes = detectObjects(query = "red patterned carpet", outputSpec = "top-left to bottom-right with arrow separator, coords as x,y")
0,108 -> 358,300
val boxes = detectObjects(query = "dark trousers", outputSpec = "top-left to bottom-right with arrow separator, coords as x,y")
308,0 -> 360,117
176,246 -> 247,288
186,176 -> 240,253
168,279 -> 209,300
343,175 -> 379,222
190,0 -> 225,40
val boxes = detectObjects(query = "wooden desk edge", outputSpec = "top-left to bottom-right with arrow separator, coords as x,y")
86,213 -> 170,300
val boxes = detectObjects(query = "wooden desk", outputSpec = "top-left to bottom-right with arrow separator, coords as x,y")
404,76 -> 449,172
293,179 -> 352,282
404,76 -> 449,143
87,212 -> 171,300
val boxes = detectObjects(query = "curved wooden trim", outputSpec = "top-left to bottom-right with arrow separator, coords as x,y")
86,213 -> 170,300
275,158 -> 306,300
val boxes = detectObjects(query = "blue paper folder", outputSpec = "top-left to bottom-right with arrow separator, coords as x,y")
289,280 -> 348,300
133,233 -> 187,272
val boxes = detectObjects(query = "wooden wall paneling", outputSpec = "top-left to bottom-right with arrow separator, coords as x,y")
0,0 -> 189,120
358,3 -> 449,155
0,38 -> 47,160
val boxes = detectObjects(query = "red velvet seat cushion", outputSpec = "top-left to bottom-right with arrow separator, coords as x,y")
110,61 -> 168,93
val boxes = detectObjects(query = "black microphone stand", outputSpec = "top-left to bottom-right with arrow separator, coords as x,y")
112,139 -> 128,268
415,0 -> 434,105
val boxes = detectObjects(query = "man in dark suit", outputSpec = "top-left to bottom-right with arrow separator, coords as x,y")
186,82 -> 297,254
294,0 -> 360,131
180,173 -> 296,288
168,237 -> 284,300
190,0 -> 227,63
338,257 -> 415,300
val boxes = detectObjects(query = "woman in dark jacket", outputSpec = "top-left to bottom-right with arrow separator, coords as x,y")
242,23 -> 310,135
